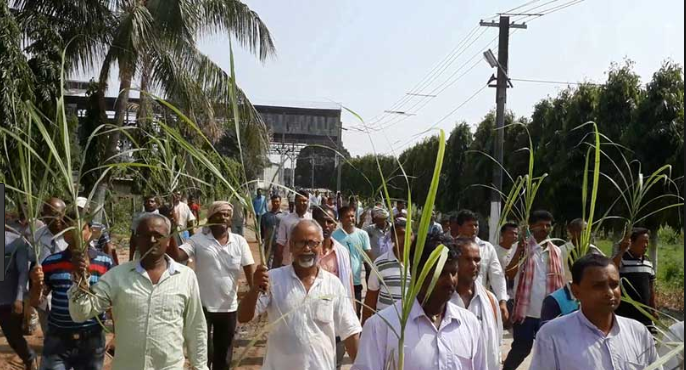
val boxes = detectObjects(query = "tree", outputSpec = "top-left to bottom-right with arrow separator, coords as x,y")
439,122 -> 472,212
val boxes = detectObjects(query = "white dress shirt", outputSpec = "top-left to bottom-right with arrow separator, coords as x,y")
475,237 -> 508,301
451,284 -> 503,370
530,310 -> 659,370
179,231 -> 254,312
256,265 -> 362,370
659,321 -> 684,370
353,300 -> 487,370
68,257 -> 208,370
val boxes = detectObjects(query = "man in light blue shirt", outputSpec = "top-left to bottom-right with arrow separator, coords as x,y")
530,254 -> 659,370
333,205 -> 372,317
252,189 -> 267,218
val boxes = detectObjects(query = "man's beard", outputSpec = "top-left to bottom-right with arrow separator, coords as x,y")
297,253 -> 318,268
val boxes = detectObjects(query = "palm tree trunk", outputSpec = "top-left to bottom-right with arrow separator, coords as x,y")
92,66 -> 134,222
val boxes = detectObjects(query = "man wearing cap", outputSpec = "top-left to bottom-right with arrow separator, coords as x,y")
363,208 -> 390,286
77,197 -> 119,265
168,201 -> 255,370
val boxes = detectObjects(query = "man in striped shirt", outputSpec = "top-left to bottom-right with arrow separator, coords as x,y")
30,210 -> 113,370
362,218 -> 411,324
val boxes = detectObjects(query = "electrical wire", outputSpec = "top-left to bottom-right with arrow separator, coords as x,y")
511,78 -> 602,86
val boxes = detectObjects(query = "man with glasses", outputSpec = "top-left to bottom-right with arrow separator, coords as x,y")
237,220 -> 361,370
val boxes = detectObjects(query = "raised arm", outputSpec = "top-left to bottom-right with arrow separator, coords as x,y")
237,265 -> 269,323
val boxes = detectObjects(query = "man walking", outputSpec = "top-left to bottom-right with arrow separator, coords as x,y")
353,235 -> 486,370
274,190 -> 311,267
560,218 -> 604,281
167,201 -> 255,370
172,191 -> 196,241
68,214 -> 208,370
2,228 -> 37,370
313,206 -> 356,370
30,210 -> 114,370
530,254 -> 659,369
237,220 -> 361,370
362,218 -> 411,324
260,195 -> 284,268
503,210 -> 564,370
333,206 -> 372,318
454,210 -> 509,324
613,227 -> 658,332
451,238 -> 503,370
252,189 -> 267,221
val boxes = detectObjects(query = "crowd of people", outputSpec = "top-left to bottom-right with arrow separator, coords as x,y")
1,190 -> 683,370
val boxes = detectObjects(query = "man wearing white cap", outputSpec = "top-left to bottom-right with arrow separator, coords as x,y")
168,201 -> 255,370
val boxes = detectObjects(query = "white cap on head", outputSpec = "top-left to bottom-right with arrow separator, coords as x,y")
76,197 -> 88,209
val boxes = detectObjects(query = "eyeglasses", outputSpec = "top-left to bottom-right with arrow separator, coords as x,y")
292,240 -> 322,250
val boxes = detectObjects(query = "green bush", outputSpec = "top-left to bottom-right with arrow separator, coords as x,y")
658,225 -> 683,245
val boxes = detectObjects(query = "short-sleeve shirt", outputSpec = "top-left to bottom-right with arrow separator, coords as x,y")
256,265 -> 362,370
42,248 -> 113,331
173,202 -> 196,230
616,252 -> 656,326
367,251 -> 410,311
179,232 -> 254,312
332,228 -> 371,286
363,224 -> 389,260
260,211 -> 284,247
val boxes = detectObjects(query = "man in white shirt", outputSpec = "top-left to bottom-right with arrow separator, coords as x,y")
354,234 -> 486,370
504,210 -> 565,370
309,190 -> 322,208
237,220 -> 361,370
69,214 -> 208,370
454,210 -> 509,323
167,201 -> 254,370
660,321 -> 684,370
451,238 -> 503,370
496,222 -> 519,300
530,254 -> 659,370
172,191 -> 196,241
274,190 -> 312,267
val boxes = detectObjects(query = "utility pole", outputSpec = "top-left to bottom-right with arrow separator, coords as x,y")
310,156 -> 315,190
481,16 -> 527,244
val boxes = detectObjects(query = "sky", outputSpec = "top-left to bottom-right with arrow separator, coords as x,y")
195,0 -> 683,157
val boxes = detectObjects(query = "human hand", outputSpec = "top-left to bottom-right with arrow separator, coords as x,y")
253,265 -> 269,293
30,266 -> 44,286
12,300 -> 23,315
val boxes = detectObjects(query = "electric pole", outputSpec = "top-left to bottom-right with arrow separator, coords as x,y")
480,16 -> 527,244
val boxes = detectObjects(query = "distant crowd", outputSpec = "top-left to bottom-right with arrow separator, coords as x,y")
2,189 -> 683,370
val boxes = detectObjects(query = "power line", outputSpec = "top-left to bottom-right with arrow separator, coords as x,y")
363,25 -> 484,127
511,77 -> 602,86
364,27 -> 488,129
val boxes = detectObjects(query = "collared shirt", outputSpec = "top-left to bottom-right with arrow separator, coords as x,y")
659,321 -> 684,370
513,243 -> 551,318
474,237 -> 508,302
616,251 -> 656,326
68,257 -> 208,370
276,211 -> 312,247
173,202 -> 196,230
367,251 -> 410,311
260,210 -> 284,246
33,226 -> 68,264
363,223 -> 389,259
530,310 -> 659,370
332,228 -> 371,286
353,300 -> 486,370
179,232 -> 254,312
540,283 -> 578,327
256,265 -> 362,370
253,195 -> 267,216
1,232 -> 29,306
451,284 -> 502,370
43,248 -> 112,331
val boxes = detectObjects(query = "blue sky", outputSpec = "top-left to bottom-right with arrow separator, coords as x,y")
198,0 -> 684,157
